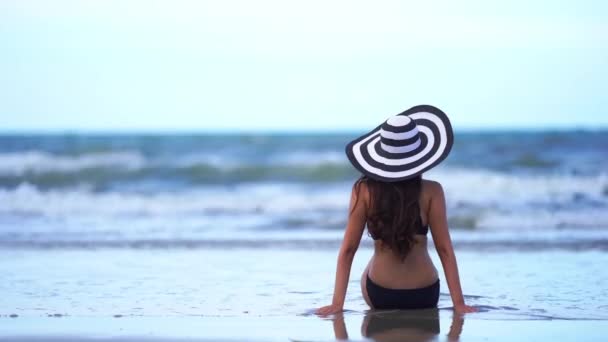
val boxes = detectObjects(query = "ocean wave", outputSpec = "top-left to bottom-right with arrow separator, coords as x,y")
2,236 -> 608,251
2,147 -> 608,191
1,169 -> 608,234
0,150 -> 146,175
0,150 -> 357,189
270,150 -> 345,167
428,168 -> 608,205
0,163 -> 357,190
0,182 -> 350,217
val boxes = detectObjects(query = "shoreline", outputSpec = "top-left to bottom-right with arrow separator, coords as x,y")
2,313 -> 608,341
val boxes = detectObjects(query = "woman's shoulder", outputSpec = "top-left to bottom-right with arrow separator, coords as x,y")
350,178 -> 371,212
352,177 -> 371,197
421,178 -> 445,198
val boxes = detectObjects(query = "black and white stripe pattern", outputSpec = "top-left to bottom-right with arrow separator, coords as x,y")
345,105 -> 454,182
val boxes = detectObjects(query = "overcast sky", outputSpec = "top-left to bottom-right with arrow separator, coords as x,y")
1,0 -> 607,132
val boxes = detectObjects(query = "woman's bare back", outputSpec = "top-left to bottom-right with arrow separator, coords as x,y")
360,180 -> 440,306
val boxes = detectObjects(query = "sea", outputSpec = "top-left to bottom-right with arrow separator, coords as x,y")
1,131 -> 607,340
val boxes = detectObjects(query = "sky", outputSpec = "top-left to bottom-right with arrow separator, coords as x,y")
1,0 -> 607,132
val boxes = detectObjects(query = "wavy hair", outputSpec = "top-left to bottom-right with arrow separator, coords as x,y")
353,175 -> 423,260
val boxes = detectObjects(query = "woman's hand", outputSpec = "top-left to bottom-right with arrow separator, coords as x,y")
315,303 -> 344,316
454,303 -> 477,313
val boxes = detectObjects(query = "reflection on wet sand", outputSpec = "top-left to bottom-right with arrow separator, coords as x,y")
331,309 -> 464,341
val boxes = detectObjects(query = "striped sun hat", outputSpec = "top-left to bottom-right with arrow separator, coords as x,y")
345,104 -> 454,182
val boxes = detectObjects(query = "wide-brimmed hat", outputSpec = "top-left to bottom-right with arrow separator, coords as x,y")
345,104 -> 454,182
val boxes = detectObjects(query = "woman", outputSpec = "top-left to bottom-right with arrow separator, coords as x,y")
316,105 -> 476,315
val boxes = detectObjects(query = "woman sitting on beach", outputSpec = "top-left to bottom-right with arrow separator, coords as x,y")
316,105 -> 476,315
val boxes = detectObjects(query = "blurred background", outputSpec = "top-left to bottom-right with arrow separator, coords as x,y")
1,0 -> 607,326
1,0 -> 607,247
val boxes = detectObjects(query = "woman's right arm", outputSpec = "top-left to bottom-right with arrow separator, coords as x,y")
428,181 -> 477,314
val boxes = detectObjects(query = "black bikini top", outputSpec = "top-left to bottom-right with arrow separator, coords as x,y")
370,215 -> 429,240
416,217 -> 430,236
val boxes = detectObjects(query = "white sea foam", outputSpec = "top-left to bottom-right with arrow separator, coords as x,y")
0,182 -> 350,218
272,150 -> 345,167
429,168 -> 608,205
172,152 -> 245,169
170,150 -> 345,170
0,151 -> 146,175
1,167 -> 607,235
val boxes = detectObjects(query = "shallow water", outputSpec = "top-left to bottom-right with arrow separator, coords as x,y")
1,247 -> 607,320
1,247 -> 608,340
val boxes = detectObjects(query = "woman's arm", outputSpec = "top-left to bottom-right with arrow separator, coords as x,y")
316,182 -> 368,315
428,181 -> 477,313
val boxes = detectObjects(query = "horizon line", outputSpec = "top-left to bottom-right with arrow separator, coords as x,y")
0,125 -> 607,135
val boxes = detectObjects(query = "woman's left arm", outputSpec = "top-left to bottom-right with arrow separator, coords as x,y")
316,182 -> 368,316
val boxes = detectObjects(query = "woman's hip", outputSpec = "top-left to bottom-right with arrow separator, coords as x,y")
365,274 -> 440,310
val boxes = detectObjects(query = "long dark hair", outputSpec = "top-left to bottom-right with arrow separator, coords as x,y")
353,175 -> 423,260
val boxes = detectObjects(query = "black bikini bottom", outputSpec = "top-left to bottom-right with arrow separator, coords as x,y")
366,275 -> 440,310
